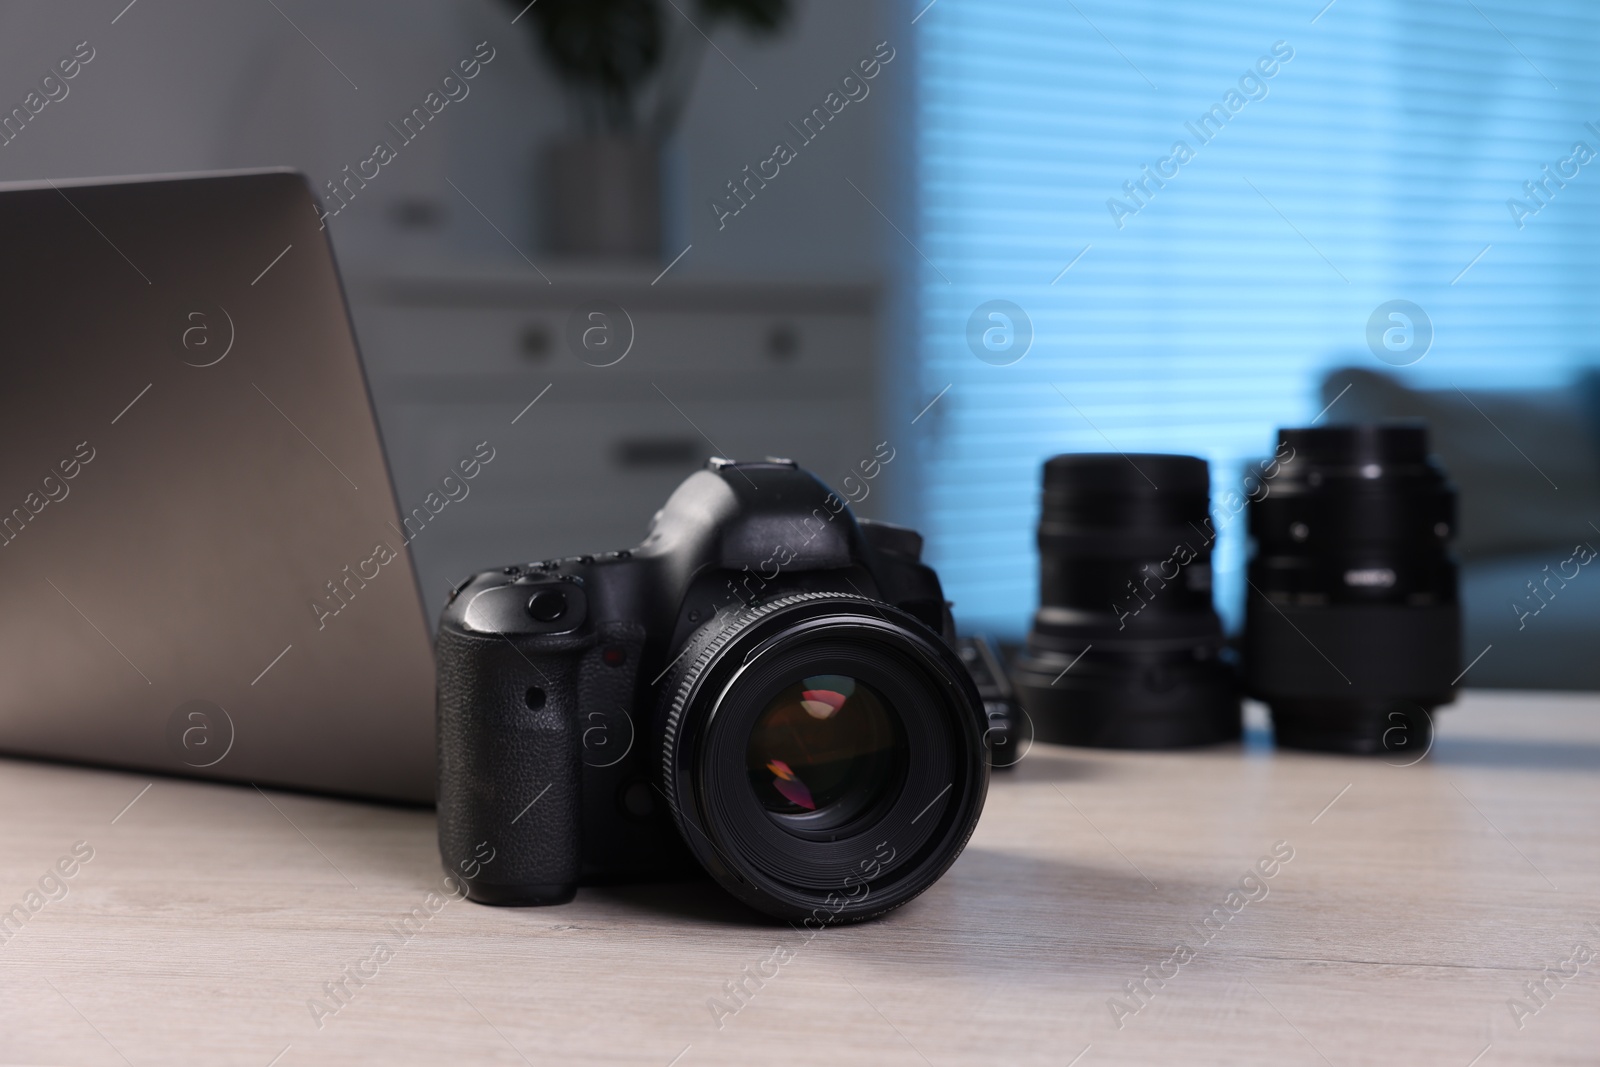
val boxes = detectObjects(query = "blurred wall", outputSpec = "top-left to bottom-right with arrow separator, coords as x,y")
0,0 -> 898,281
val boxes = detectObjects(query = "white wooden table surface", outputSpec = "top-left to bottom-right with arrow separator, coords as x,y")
1,690 -> 1596,1066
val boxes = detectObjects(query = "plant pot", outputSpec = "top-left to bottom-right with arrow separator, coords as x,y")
545,135 -> 662,260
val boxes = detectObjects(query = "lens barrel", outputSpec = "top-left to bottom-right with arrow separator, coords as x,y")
1012,454 -> 1240,748
659,593 -> 988,924
1243,424 -> 1460,755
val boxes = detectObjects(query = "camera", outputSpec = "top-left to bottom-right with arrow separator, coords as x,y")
436,458 -> 989,924
1243,424 -> 1460,754
1011,453 -> 1239,748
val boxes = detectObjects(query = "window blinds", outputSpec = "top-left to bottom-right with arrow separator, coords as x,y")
911,0 -> 1600,635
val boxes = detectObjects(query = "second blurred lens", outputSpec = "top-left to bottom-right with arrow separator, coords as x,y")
1243,423 -> 1460,754
1011,453 -> 1240,748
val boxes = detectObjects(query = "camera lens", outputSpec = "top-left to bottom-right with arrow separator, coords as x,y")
1011,453 -> 1240,748
1244,423 -> 1460,754
659,594 -> 987,924
746,675 -> 906,826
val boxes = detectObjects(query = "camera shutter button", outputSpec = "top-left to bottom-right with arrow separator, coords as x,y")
527,589 -> 567,622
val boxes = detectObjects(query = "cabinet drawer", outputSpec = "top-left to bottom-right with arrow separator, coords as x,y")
348,274 -> 883,625
352,305 -> 872,383
379,394 -> 881,502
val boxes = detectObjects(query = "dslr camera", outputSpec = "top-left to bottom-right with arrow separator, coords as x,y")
436,458 -> 989,924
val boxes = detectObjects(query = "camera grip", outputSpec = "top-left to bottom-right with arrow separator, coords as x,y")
436,626 -> 583,904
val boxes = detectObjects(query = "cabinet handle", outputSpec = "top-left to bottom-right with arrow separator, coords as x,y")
520,324 -> 552,361
613,438 -> 703,468
766,323 -> 799,361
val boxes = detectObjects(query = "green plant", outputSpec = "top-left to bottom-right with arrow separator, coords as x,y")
505,0 -> 790,136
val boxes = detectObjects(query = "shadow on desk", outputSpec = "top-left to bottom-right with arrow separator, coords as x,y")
586,877 -> 772,927
993,750 -> 1111,782
585,845 -> 1208,990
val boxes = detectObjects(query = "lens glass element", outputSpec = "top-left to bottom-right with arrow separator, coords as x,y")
746,674 -> 903,821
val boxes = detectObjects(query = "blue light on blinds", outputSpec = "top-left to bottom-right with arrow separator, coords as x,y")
910,0 -> 1600,637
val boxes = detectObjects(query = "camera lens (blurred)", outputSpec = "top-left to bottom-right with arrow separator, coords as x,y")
1011,453 -> 1240,748
1243,423 -> 1460,754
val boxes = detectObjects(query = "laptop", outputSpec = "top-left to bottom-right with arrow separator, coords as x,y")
0,169 -> 436,802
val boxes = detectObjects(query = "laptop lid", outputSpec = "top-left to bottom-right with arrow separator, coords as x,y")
0,169 -> 435,802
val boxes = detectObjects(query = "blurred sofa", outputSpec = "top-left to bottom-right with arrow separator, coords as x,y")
1320,367 -> 1600,690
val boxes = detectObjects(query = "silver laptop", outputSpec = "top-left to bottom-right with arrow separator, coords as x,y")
0,169 -> 436,801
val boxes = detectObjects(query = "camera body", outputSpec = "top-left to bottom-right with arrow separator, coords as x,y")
437,458 -> 989,923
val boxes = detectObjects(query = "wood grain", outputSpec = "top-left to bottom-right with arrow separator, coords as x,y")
0,690 -> 1596,1066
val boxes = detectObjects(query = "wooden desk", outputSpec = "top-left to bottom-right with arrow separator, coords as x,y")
1,691 -> 1596,1066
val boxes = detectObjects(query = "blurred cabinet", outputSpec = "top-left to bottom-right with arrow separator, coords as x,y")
345,265 -> 880,622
